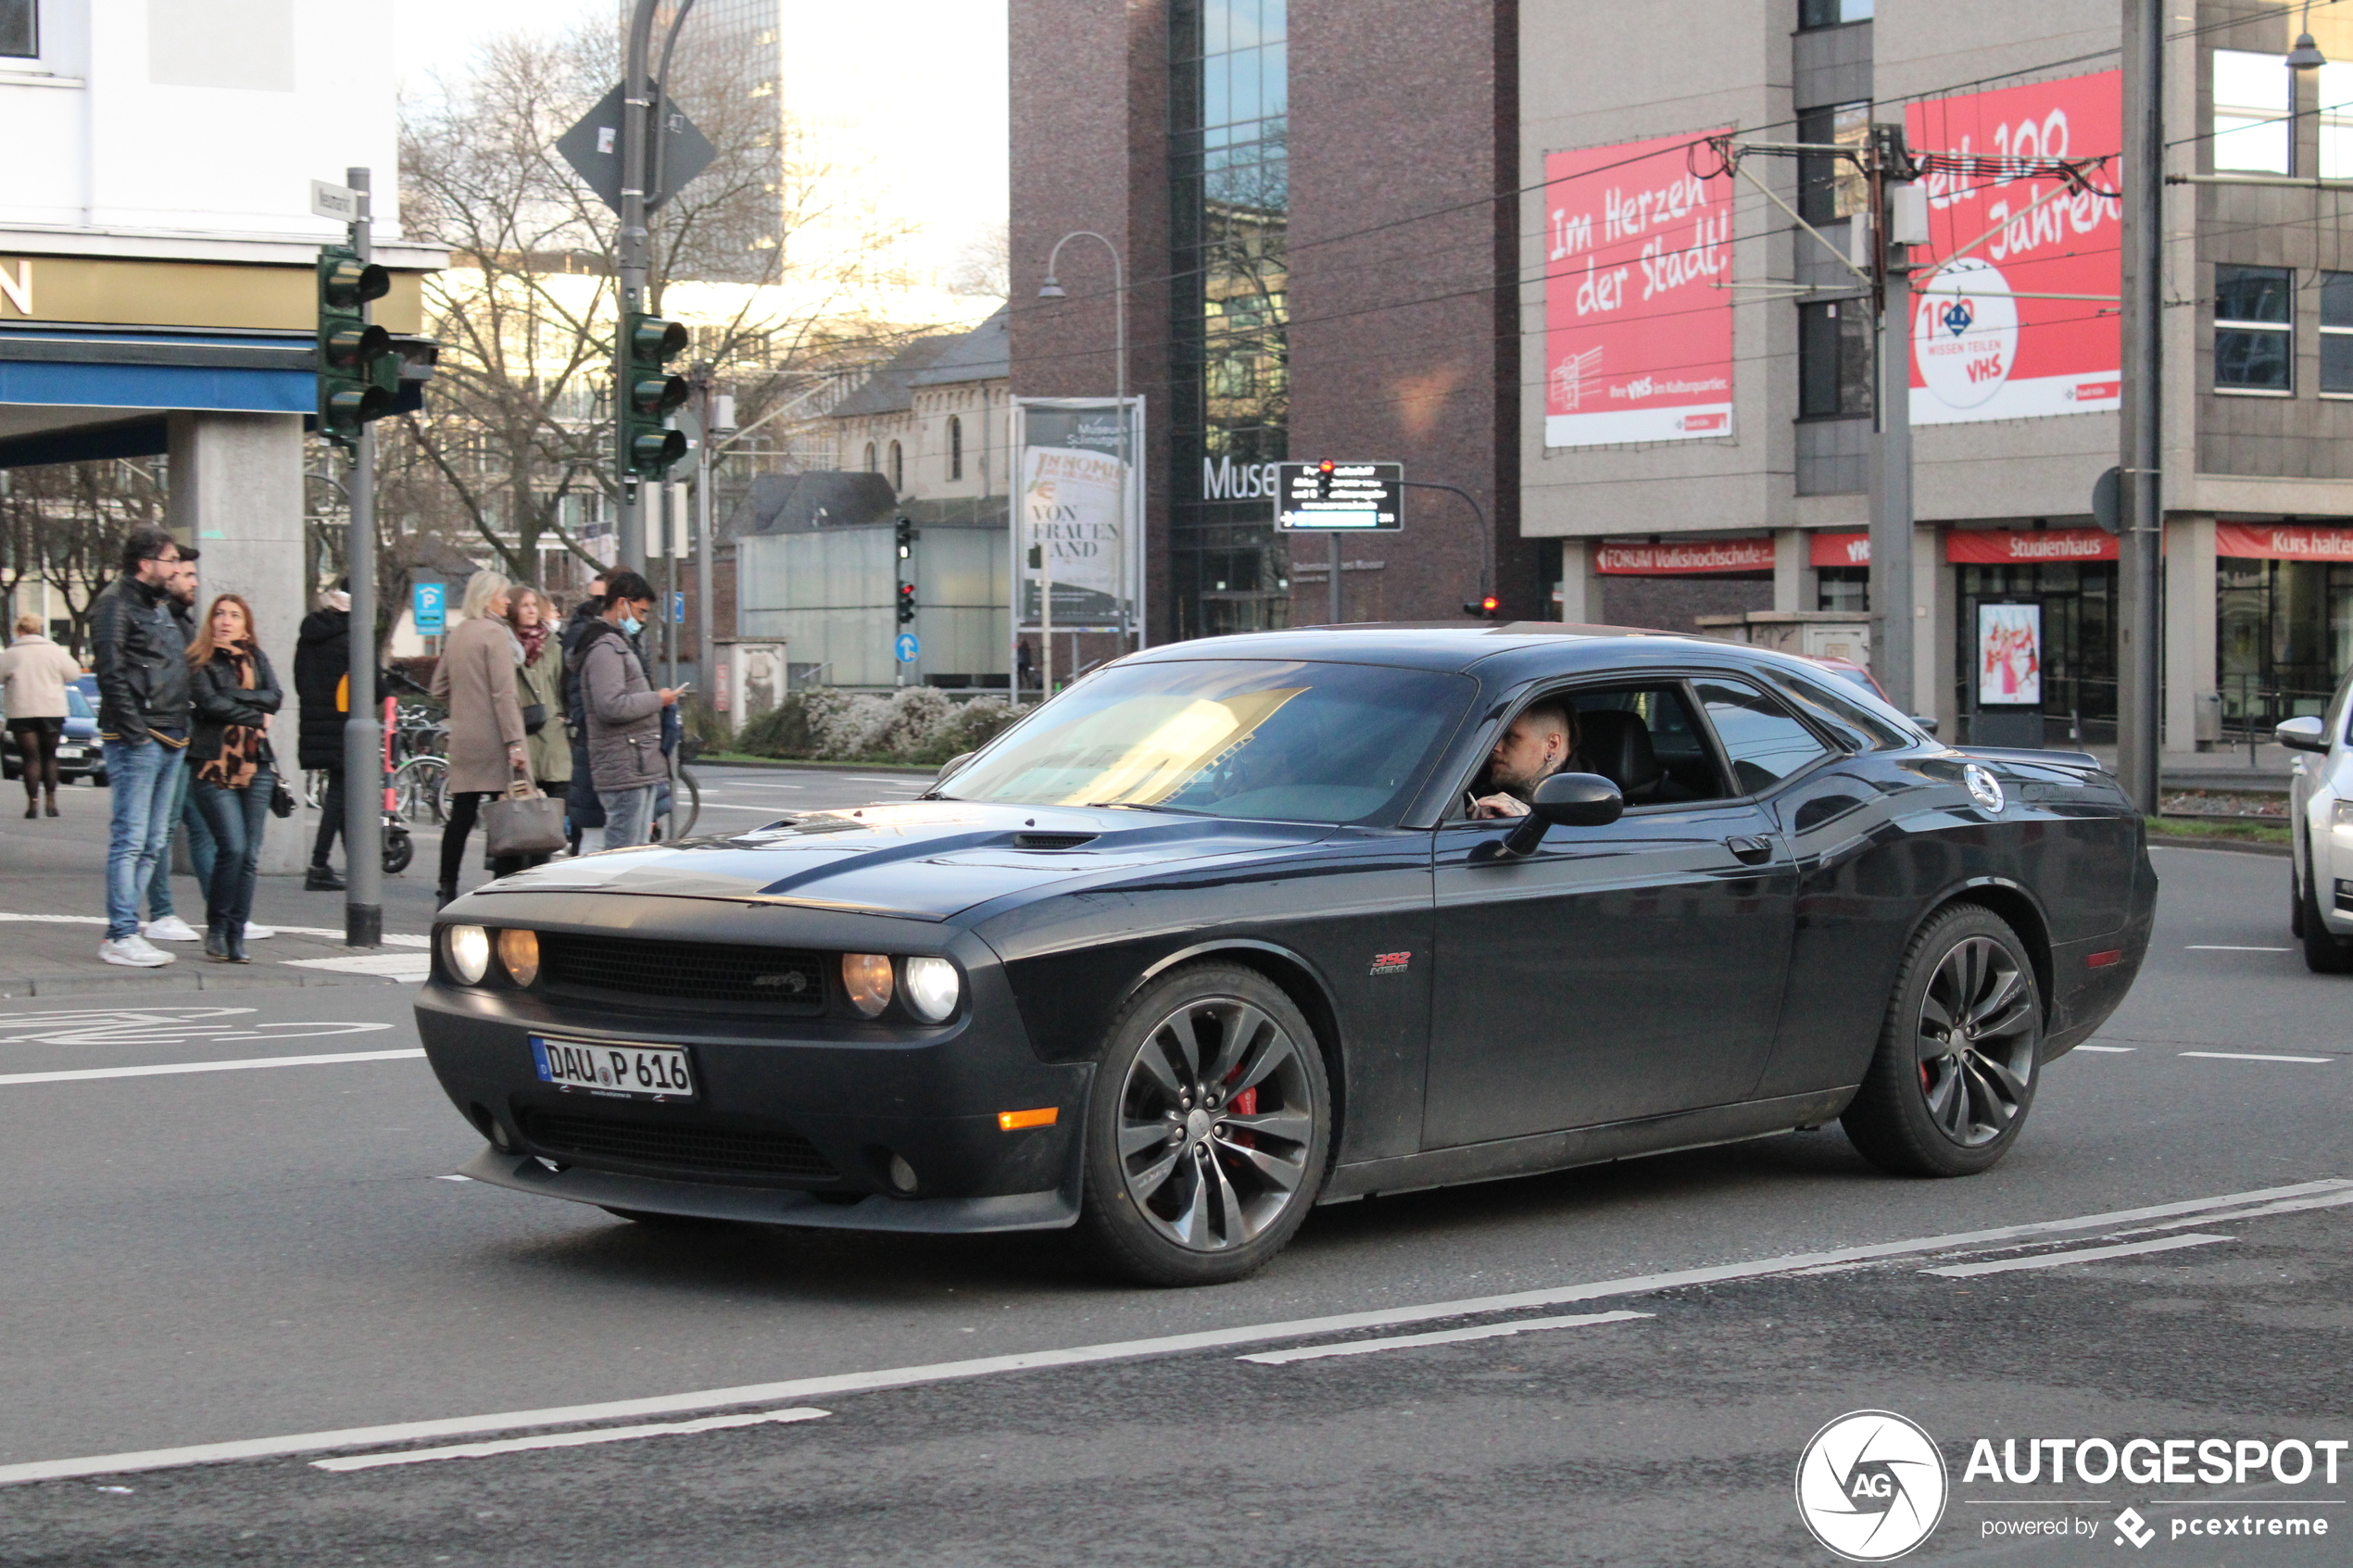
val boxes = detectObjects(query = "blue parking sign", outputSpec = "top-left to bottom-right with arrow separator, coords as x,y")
895,633 -> 919,664
412,582 -> 446,633
673,591 -> 686,624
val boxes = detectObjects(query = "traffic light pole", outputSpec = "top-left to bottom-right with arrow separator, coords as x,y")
342,167 -> 384,949
615,0 -> 661,572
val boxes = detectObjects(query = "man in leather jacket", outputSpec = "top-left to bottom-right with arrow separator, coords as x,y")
91,526 -> 195,967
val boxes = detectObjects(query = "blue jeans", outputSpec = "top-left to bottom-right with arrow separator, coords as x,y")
189,768 -> 274,935
103,739 -> 186,940
145,758 -> 217,922
598,784 -> 656,849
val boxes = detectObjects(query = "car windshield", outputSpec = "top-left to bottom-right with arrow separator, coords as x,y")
940,659 -> 1475,824
66,685 -> 92,720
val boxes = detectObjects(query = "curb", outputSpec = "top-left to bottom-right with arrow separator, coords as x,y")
0,968 -> 415,998
2145,834 -> 2291,859
695,756 -> 939,776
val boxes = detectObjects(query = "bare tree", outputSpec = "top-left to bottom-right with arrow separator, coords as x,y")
0,459 -> 166,658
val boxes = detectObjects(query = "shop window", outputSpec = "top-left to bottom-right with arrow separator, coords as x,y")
1818,566 -> 1869,612
1798,0 -> 1872,26
1798,299 -> 1873,418
1797,102 -> 1871,223
2323,273 -> 2353,395
0,0 -> 31,58
947,415 -> 963,481
2213,50 -> 2292,173
2322,61 -> 2353,177
2215,264 -> 2294,394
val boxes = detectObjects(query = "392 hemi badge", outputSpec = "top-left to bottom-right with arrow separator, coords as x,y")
1369,951 -> 1412,976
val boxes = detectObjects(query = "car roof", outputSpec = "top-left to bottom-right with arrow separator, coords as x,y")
1120,622 -> 1772,678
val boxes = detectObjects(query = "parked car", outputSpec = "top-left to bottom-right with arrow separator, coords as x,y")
2278,687 -> 2353,972
1,679 -> 106,785
416,626 -> 2156,1286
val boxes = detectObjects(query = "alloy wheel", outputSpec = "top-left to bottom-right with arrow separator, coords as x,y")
1116,996 -> 1317,1251
1914,935 -> 2036,1147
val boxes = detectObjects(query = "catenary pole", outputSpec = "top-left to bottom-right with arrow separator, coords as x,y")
342,167 -> 383,948
1867,128 -> 1917,716
2117,0 -> 2165,809
614,0 -> 661,573
694,367 -> 715,704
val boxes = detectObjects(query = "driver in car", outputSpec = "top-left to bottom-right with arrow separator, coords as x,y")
1469,699 -> 1579,819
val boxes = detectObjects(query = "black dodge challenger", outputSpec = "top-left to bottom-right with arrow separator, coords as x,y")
416,626 -> 2156,1286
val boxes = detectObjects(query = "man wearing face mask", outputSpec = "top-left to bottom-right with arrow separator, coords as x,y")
567,570 -> 683,849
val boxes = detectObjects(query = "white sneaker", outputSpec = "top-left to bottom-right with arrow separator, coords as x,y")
243,922 -> 275,940
100,935 -> 176,968
144,915 -> 201,943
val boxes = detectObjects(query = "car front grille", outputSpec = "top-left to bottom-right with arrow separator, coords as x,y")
521,1109 -> 840,1182
537,933 -> 827,1012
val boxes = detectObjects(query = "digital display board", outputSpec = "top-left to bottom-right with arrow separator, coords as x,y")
1273,461 -> 1403,531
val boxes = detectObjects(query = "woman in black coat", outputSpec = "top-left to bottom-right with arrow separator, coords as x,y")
186,594 -> 283,963
293,590 -> 351,889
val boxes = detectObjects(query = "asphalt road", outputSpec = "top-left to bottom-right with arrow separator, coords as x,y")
2,835 -> 2348,1567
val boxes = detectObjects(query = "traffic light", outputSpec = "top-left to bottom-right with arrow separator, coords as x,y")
621,312 -> 690,477
1315,458 -> 1337,499
316,246 -> 396,448
1465,594 -> 1502,618
896,582 -> 918,624
895,517 -> 917,559
894,517 -> 919,622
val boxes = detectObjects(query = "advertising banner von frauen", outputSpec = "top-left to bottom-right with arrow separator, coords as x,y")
1906,70 -> 2122,425
1013,396 -> 1144,633
1542,128 -> 1736,448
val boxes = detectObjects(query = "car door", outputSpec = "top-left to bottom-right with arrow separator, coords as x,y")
1420,679 -> 1799,1148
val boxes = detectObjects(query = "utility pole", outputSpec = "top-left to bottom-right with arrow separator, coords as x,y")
341,167 -> 383,949
1867,123 -> 1918,716
615,0 -> 661,572
2117,0 -> 2165,809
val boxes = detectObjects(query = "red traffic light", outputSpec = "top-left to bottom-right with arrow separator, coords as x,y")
1465,595 -> 1501,618
1317,459 -> 1335,473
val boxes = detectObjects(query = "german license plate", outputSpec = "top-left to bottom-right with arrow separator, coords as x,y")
531,1036 -> 697,1101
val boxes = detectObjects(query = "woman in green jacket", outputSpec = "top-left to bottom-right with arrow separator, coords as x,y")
508,587 -> 572,797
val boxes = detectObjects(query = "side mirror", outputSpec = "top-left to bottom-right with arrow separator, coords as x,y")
1499,771 -> 1624,858
2277,715 -> 2329,755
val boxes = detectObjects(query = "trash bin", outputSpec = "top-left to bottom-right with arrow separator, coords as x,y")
2195,690 -> 2222,750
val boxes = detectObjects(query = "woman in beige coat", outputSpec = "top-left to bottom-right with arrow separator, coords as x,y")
0,613 -> 85,818
429,571 -> 530,907
507,587 -> 571,793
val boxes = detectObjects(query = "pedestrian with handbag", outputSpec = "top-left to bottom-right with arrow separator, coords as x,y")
429,571 -> 534,908
0,613 -> 82,819
184,594 -> 283,963
569,570 -> 684,850
508,585 -> 571,798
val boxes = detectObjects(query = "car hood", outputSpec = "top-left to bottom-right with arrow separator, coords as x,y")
472,799 -> 1338,921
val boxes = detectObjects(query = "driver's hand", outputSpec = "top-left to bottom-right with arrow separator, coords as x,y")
1469,793 -> 1529,820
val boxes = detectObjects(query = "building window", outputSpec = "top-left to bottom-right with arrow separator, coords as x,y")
1798,299 -> 1874,418
863,441 -> 876,472
1818,567 -> 1869,612
2323,61 -> 2353,176
947,414 -> 963,480
888,440 -> 903,492
1797,102 -> 1870,223
0,0 -> 31,57
1798,0 -> 1872,26
2215,264 -> 2294,394
2213,49 -> 2292,174
2325,273 -> 2353,395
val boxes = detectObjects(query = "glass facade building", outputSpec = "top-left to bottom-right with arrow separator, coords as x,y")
1168,0 -> 1290,640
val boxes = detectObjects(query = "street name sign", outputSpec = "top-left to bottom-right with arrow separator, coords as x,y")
1273,461 -> 1403,531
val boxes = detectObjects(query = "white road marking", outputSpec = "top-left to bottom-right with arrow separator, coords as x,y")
0,913 -> 427,948
1237,1311 -> 1651,1365
2178,1050 -> 2334,1063
0,1009 -> 393,1049
2185,945 -> 2292,952
2,1177 -> 2344,1487
2073,1045 -> 2137,1053
281,954 -> 432,981
1924,1234 -> 2236,1278
0,1049 -> 425,1086
309,1407 -> 831,1472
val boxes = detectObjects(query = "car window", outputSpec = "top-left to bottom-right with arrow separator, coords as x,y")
1695,678 -> 1831,794
66,684 -> 92,720
1457,684 -> 1725,816
941,659 -> 1475,825
2330,668 -> 2353,746
1762,670 -> 1916,751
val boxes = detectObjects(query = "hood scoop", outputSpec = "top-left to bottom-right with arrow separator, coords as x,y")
1013,832 -> 1100,851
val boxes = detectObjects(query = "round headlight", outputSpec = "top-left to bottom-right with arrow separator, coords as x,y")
841,952 -> 895,1018
497,927 -> 540,987
445,924 -> 490,985
901,956 -> 961,1022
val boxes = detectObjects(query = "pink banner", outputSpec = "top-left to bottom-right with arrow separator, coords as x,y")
2215,523 -> 2353,561
1596,537 -> 1775,575
1906,72 -> 2122,425
1543,129 -> 1737,449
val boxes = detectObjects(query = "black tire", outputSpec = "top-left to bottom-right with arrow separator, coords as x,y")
2300,852 -> 2353,972
2292,867 -> 2307,938
382,824 -> 413,876
1842,904 -> 2044,1178
1077,963 -> 1332,1287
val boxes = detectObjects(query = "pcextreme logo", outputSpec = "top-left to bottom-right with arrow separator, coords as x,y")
1795,1411 -> 1950,1562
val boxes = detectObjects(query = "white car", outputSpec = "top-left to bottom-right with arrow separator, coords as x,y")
2280,695 -> 2353,972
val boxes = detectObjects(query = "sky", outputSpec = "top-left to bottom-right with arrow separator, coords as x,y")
391,0 -> 1011,285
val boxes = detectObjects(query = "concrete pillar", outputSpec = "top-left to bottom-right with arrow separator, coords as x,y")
1556,537 -> 1604,623
1910,522 -> 1940,720
167,411 -> 309,875
1928,525 -> 1959,738
1772,529 -> 1807,613
2164,512 -> 2217,753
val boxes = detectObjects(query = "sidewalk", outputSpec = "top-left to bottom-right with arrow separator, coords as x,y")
0,782 -> 461,997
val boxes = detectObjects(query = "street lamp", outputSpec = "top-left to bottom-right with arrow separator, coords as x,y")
1038,231 -> 1131,692
2289,3 -> 2328,70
